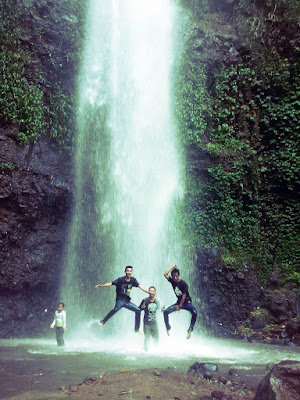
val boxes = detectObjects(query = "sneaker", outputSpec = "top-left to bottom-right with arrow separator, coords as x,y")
186,331 -> 192,339
97,322 -> 103,327
135,330 -> 143,335
87,319 -> 99,328
167,329 -> 171,336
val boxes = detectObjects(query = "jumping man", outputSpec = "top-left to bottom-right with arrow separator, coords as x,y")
163,264 -> 197,339
95,265 -> 149,332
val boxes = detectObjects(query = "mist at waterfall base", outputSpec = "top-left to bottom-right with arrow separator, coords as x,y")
61,0 -> 192,347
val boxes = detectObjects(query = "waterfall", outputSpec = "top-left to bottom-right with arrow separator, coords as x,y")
62,0 -> 187,339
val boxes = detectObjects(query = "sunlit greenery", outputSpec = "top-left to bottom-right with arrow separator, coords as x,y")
176,0 -> 300,283
0,0 -> 44,144
0,161 -> 15,175
0,0 -> 84,147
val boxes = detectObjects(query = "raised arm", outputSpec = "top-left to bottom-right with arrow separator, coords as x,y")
163,264 -> 177,280
95,282 -> 112,288
138,284 -> 150,294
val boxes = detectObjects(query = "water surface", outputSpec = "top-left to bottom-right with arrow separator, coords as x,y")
1,336 -> 299,399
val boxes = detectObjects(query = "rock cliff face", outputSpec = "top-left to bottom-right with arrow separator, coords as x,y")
193,246 -> 299,344
0,131 -> 73,337
194,247 -> 264,337
0,0 -> 85,337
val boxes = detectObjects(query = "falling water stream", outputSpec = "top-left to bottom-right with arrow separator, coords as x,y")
62,0 -> 187,338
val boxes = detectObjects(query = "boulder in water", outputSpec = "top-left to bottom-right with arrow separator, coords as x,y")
187,362 -> 218,376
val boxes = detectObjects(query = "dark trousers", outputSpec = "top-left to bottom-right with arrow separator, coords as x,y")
164,302 -> 197,333
143,323 -> 159,351
55,326 -> 65,346
101,298 -> 141,332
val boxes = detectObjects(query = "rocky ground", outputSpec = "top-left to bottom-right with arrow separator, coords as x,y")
4,366 -> 261,400
43,361 -> 300,400
66,368 -> 254,400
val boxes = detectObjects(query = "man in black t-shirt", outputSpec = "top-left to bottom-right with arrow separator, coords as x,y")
95,266 -> 149,332
139,286 -> 161,351
163,264 -> 197,339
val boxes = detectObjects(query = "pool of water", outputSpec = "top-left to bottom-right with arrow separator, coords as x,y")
0,334 -> 299,399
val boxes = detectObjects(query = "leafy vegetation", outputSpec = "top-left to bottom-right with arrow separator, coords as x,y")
176,0 -> 300,283
45,87 -> 77,148
0,0 -> 85,147
0,0 -> 44,144
0,162 -> 15,175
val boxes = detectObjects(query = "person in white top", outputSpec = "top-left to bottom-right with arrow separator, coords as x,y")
50,302 -> 66,346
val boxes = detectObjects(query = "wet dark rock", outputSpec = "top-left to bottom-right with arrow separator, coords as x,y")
250,316 -> 267,330
193,246 -> 299,341
286,318 -> 300,334
286,317 -> 300,345
254,360 -> 300,400
194,247 -> 264,337
188,362 -> 218,377
0,134 -> 73,338
263,288 -> 297,328
296,290 -> 300,317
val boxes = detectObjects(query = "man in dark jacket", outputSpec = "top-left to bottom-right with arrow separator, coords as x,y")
163,264 -> 197,339
95,265 -> 149,332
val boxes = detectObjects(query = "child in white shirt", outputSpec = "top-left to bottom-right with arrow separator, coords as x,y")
50,302 -> 66,346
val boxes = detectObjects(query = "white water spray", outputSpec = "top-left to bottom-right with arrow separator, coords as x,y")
62,0 -> 189,341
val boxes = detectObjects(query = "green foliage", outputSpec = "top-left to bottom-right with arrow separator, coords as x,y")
45,86 -> 77,148
0,0 -> 45,144
176,0 -> 300,283
0,0 -> 84,147
235,324 -> 253,337
174,56 -> 211,146
250,307 -> 269,320
0,161 -> 15,174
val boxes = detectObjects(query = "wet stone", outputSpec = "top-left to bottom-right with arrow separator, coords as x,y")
188,362 -> 218,376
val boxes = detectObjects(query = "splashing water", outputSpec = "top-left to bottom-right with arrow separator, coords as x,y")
62,0 -> 189,341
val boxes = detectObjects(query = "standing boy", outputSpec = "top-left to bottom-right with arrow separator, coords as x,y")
50,302 -> 66,346
95,265 -> 149,332
139,286 -> 161,351
163,264 -> 197,339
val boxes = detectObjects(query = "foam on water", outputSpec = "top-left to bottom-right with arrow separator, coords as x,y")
1,336 -> 299,367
